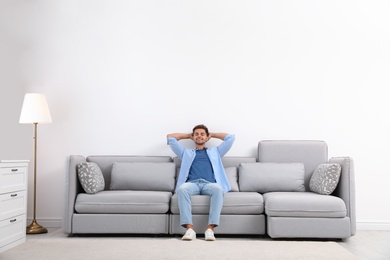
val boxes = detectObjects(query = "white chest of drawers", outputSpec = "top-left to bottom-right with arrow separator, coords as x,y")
0,160 -> 28,253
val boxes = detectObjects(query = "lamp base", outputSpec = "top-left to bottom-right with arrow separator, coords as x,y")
26,220 -> 48,234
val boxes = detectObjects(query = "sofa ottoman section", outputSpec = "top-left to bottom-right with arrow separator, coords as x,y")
257,140 -> 355,239
263,192 -> 351,239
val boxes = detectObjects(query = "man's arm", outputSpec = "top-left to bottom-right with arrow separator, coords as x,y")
209,132 -> 228,141
166,133 -> 192,141
168,132 -> 228,141
167,133 -> 189,159
216,133 -> 235,157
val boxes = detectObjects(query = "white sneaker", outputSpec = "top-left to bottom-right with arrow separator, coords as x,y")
205,229 -> 216,241
182,228 -> 196,241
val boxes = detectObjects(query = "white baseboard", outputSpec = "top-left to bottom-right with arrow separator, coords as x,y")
26,218 -> 62,228
357,222 -> 390,230
27,218 -> 390,231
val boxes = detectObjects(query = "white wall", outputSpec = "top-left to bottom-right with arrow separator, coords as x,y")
1,0 -> 389,229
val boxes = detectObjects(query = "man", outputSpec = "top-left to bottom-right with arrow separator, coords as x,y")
167,124 -> 235,241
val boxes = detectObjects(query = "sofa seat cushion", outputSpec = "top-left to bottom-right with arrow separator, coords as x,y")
75,190 -> 172,214
263,192 -> 346,218
170,192 -> 264,215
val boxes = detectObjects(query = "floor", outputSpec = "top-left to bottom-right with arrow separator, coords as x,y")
26,228 -> 390,260
338,230 -> 390,260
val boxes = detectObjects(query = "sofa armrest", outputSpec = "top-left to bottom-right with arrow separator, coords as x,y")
329,156 -> 356,236
62,155 -> 86,234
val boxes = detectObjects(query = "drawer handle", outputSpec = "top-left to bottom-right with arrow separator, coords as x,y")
11,194 -> 18,197
11,169 -> 19,172
10,219 -> 17,223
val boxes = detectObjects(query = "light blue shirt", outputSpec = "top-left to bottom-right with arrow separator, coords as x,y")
167,134 -> 235,193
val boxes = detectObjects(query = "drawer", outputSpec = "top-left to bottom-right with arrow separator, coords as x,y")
0,166 -> 27,194
0,214 -> 26,248
0,191 -> 27,221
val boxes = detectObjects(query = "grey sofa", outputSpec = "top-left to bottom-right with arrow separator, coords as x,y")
63,140 -> 356,239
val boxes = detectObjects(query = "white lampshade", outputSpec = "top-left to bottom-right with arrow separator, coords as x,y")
19,93 -> 52,124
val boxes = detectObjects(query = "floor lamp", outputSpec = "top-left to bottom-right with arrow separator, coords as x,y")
19,93 -> 52,234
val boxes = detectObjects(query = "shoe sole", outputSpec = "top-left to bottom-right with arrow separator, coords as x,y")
182,237 -> 195,241
182,235 -> 196,241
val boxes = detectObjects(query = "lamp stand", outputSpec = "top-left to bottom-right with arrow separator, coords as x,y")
26,122 -> 48,234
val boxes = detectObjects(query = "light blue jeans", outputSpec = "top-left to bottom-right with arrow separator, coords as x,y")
177,179 -> 224,227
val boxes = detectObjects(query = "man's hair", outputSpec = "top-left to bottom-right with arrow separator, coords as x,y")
192,124 -> 209,136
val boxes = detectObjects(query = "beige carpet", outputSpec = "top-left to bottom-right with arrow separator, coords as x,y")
1,235 -> 360,260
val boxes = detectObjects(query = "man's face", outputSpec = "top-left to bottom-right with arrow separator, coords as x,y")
192,129 -> 209,145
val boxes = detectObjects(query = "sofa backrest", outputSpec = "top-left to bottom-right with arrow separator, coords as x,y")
257,140 -> 328,191
222,156 -> 257,167
86,156 -> 173,190
173,156 -> 257,168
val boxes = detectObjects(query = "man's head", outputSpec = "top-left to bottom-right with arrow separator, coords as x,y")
191,124 -> 210,147
192,124 -> 209,136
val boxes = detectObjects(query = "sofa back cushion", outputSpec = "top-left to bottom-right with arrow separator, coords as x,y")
225,167 -> 239,192
239,162 -> 305,193
86,156 -> 173,190
110,162 -> 176,192
257,140 -> 328,190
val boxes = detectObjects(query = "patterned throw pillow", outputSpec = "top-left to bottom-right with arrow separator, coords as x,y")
77,162 -> 105,194
309,163 -> 341,195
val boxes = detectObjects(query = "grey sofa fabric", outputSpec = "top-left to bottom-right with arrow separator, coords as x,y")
63,155 -> 86,234
110,162 -> 176,191
87,155 -> 173,189
266,217 -> 352,239
73,214 -> 170,234
169,214 -> 266,235
257,140 -> 355,239
63,155 -> 174,235
170,192 -> 264,215
258,140 -> 328,191
263,192 -> 347,217
63,141 -> 356,239
329,156 -> 356,236
173,156 -> 257,168
224,167 -> 239,192
75,190 -> 172,214
239,162 -> 305,193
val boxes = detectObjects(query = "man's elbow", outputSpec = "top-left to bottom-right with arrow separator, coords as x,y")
225,134 -> 235,141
